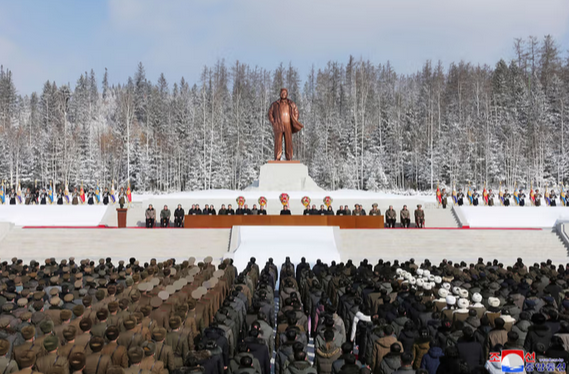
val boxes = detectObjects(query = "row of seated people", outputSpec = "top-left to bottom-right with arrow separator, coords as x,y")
144,204 -> 426,228
1,253 -> 566,374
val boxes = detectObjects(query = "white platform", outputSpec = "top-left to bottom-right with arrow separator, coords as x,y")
457,206 -> 569,228
0,205 -> 109,227
228,226 -> 341,277
253,162 -> 323,191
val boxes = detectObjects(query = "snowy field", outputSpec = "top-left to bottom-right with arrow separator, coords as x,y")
457,206 -> 569,228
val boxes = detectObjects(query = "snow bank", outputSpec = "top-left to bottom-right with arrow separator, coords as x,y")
458,206 -> 569,228
229,226 -> 341,283
0,206 -> 109,227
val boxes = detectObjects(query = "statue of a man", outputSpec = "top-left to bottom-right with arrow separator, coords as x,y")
268,88 -> 303,161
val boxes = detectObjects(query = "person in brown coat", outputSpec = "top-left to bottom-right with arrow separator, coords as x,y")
486,318 -> 508,357
152,329 -> 175,373
126,347 -> 152,374
35,336 -> 70,374
314,330 -> 341,374
0,339 -> 19,374
102,327 -> 128,368
414,205 -> 425,228
165,316 -> 190,369
400,206 -> 411,228
12,326 -> 44,368
84,337 -> 112,374
140,341 -> 167,374
384,206 -> 397,228
371,326 -> 403,374
58,326 -> 85,361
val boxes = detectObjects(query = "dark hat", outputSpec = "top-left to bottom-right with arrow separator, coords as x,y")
141,341 -> 156,356
123,317 -> 136,330
40,320 -> 54,334
169,316 -> 181,330
18,349 -> 36,368
20,312 -> 33,321
79,318 -> 92,332
96,309 -> 108,321
89,336 -> 105,352
128,347 -> 144,363
21,325 -> 36,340
0,339 -> 9,355
43,335 -> 59,352
60,310 -> 72,321
69,352 -> 86,371
72,305 -> 84,317
63,326 -> 77,341
105,326 -> 120,341
151,328 -> 166,342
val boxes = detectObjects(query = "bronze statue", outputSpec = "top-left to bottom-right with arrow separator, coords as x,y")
268,88 -> 303,161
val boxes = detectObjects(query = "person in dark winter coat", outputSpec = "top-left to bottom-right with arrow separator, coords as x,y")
398,321 -> 418,354
244,329 -> 271,374
435,346 -> 467,374
511,312 -> 532,347
314,330 -> 341,374
456,327 -> 484,373
332,342 -> 362,374
524,313 -> 552,353
337,354 -> 360,374
545,336 -> 569,369
284,351 -> 317,374
392,352 -> 415,374
420,342 -> 444,374
377,343 -> 401,374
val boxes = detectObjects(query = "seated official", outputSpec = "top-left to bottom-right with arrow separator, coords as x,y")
258,206 -> 267,215
236,204 -> 252,215
280,205 -> 292,215
218,204 -> 227,215
251,204 -> 259,215
309,204 -> 319,215
317,204 -> 327,215
326,206 -> 334,215
202,204 -> 211,215
400,205 -> 411,228
174,204 -> 185,227
415,204 -> 425,228
160,205 -> 171,227
193,204 -> 203,215
145,204 -> 156,228
303,206 -> 311,215
208,204 -> 216,215
369,203 -> 381,216
226,204 -> 235,215
188,204 -> 196,215
385,205 -> 397,228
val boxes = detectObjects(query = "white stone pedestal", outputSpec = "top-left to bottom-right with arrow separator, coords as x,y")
256,162 -> 323,191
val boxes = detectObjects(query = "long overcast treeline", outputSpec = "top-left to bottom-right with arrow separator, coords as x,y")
0,36 -> 568,193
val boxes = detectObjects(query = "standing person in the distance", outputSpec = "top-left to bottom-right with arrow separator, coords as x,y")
258,205 -> 267,215
518,189 -> 525,206
488,189 -> 494,206
457,188 -> 464,206
145,204 -> 156,228
550,189 -> 557,207
280,205 -> 292,215
369,203 -> 381,216
72,187 -> 80,205
24,187 -> 32,205
39,188 -> 47,205
9,189 -> 16,205
503,189 -> 511,206
57,188 -> 64,205
174,204 -> 185,228
400,205 -> 411,228
441,188 -> 448,209
415,204 -> 425,228
87,188 -> 95,205
160,205 -> 171,227
102,187 -> 110,205
472,189 -> 480,206
118,187 -> 126,208
534,189 -> 542,207
385,205 -> 397,228
226,204 -> 235,215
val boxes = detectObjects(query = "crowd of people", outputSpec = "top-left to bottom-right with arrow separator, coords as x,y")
440,187 -> 567,208
143,205 -> 427,229
1,255 -> 568,374
3,187 -> 128,208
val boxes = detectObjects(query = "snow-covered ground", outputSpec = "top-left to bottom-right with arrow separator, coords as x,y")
0,206 -> 108,226
229,226 -> 341,282
457,206 -> 569,228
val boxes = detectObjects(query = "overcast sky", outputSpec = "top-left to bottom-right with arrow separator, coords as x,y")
1,0 -> 568,95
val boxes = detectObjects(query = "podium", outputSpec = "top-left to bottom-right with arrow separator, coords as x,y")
116,208 -> 128,228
